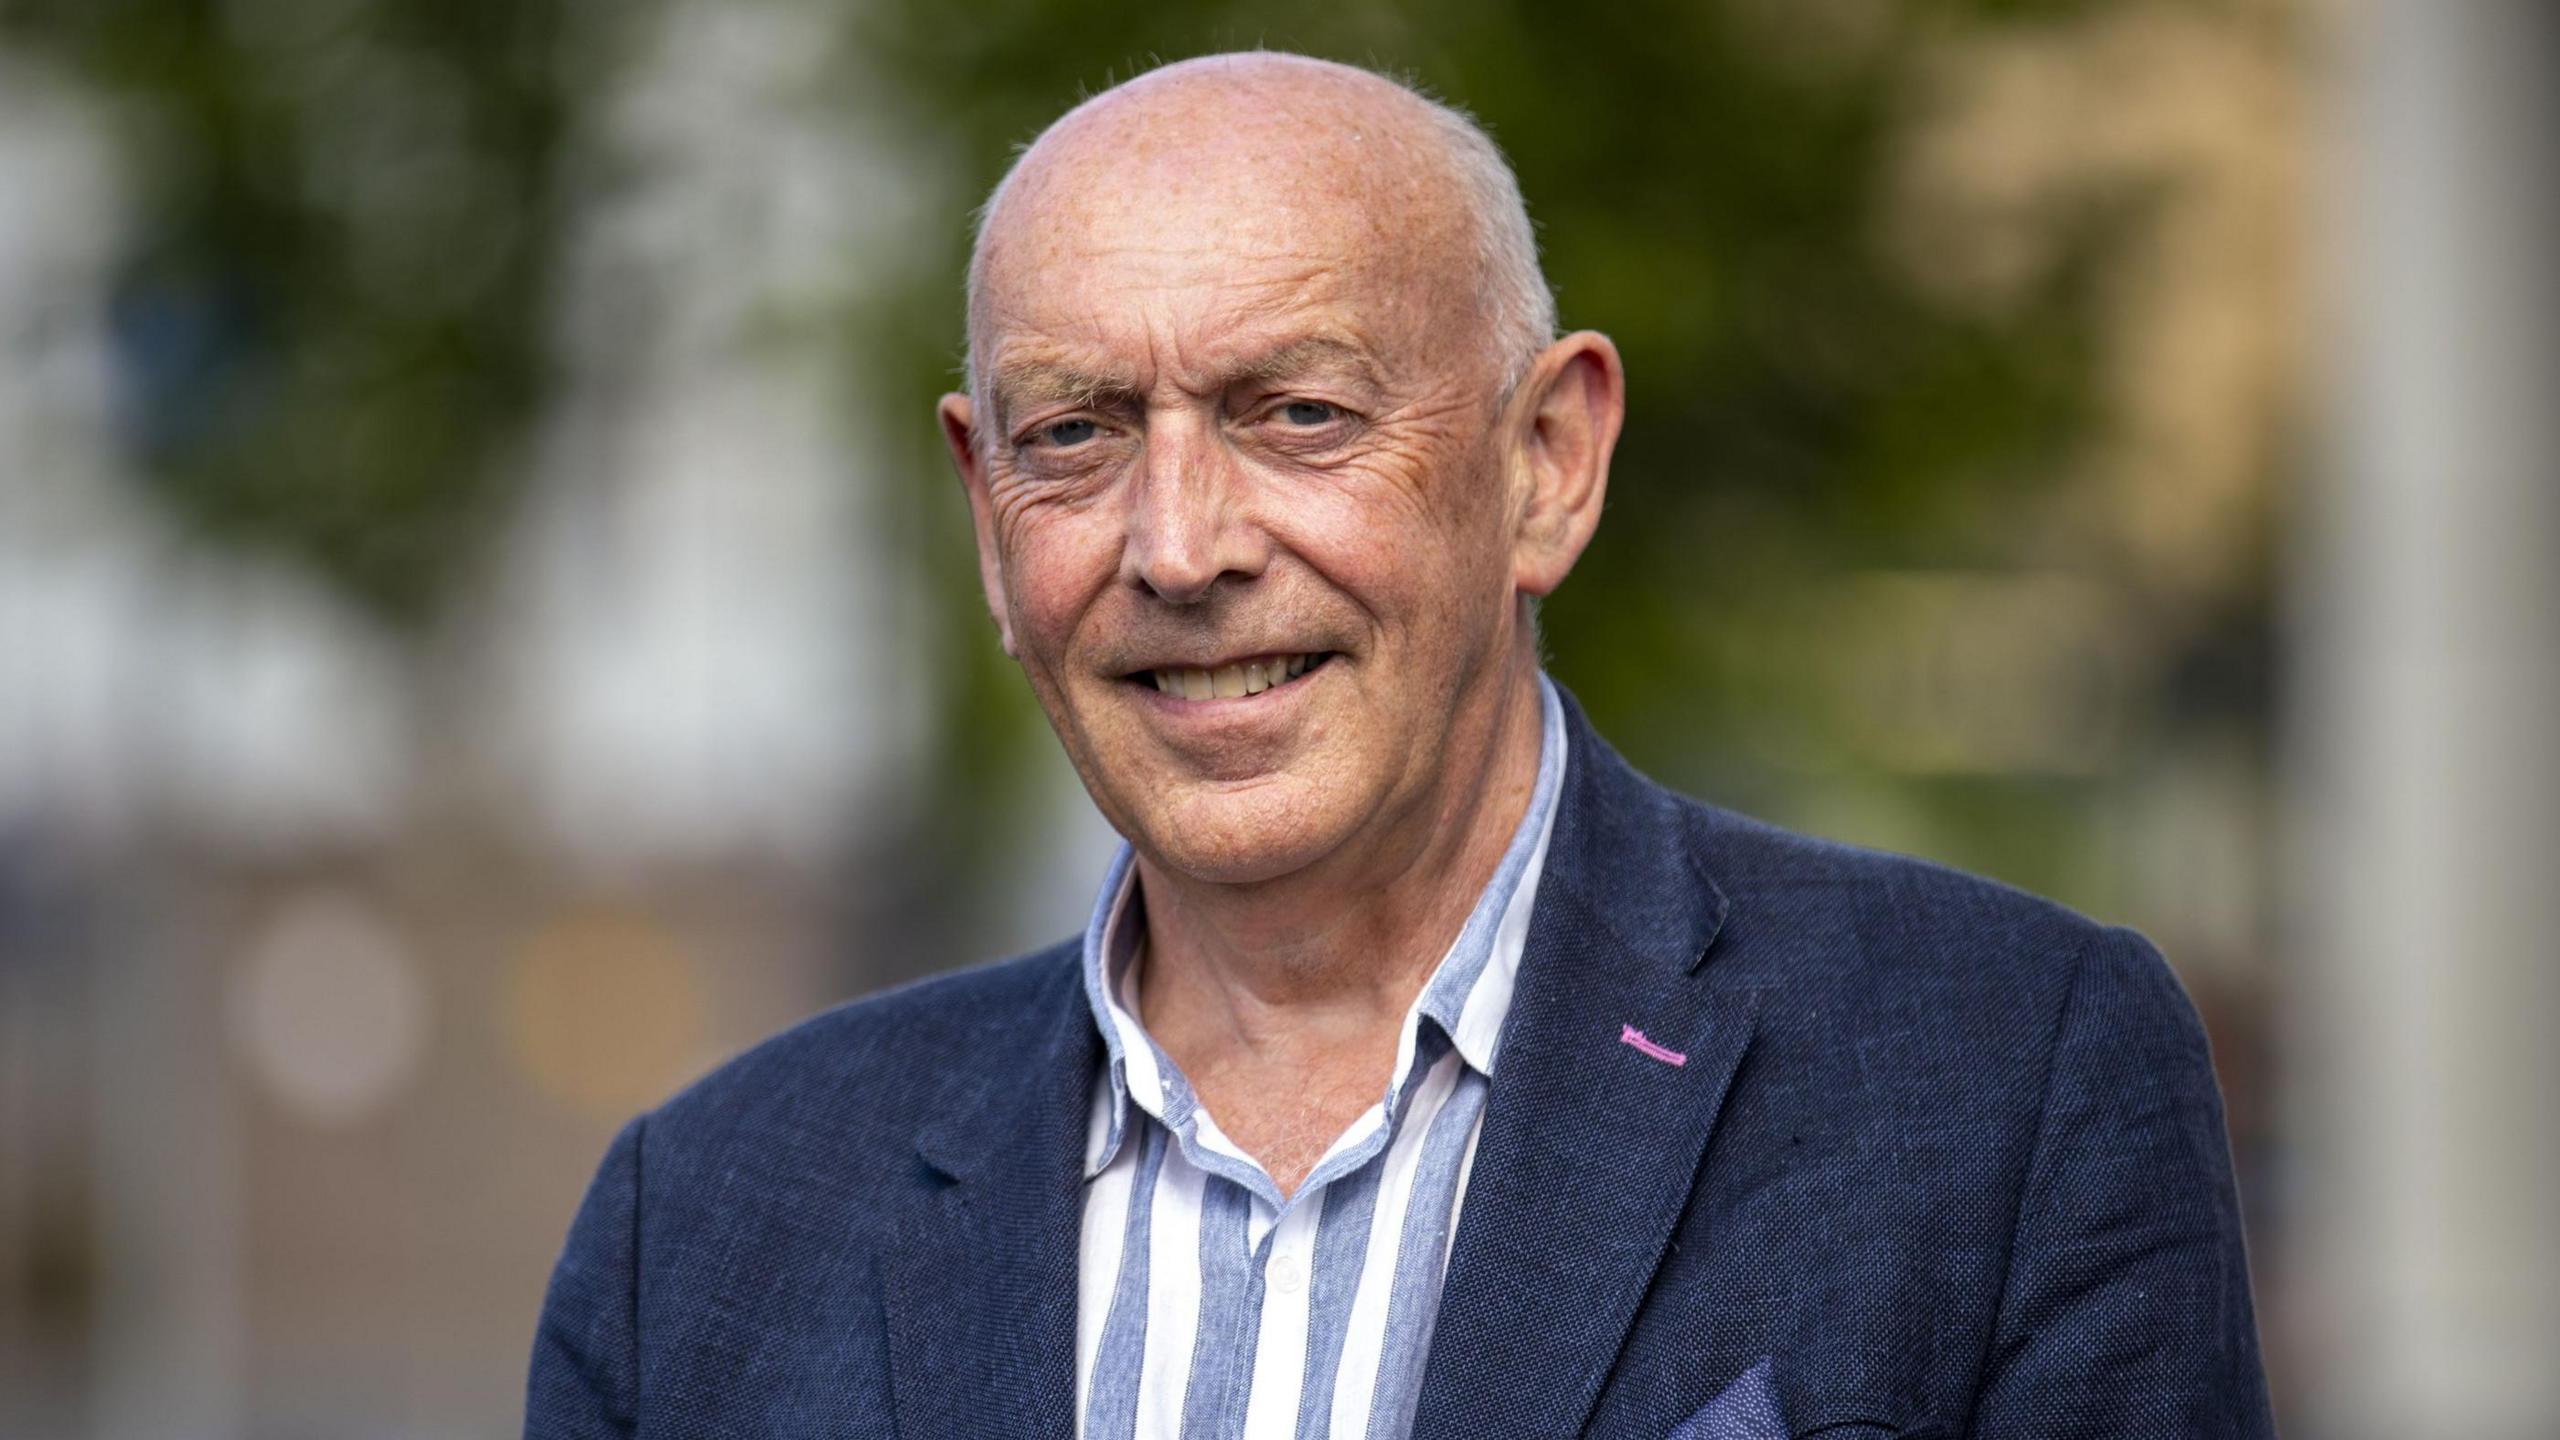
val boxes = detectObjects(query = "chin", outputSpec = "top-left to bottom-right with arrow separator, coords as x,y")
1129,778 -> 1349,888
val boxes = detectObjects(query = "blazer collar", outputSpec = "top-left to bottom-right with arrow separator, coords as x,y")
884,945 -> 1096,1440
1531,683 -> 1731,969
1412,685 -> 1757,1439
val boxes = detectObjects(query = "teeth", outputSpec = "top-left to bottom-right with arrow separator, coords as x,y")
1151,653 -> 1325,699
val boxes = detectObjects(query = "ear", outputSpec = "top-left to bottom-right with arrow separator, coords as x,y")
940,392 -> 1018,657
1506,331 -> 1625,599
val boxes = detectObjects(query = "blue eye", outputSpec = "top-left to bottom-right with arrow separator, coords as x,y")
1279,400 -> 1338,426
1039,418 -> 1098,447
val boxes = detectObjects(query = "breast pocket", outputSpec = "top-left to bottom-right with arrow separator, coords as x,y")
1657,1358 -> 1929,1440
1787,1418 -> 1939,1440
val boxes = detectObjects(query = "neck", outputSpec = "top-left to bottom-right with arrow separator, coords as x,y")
1129,653 -> 1549,1064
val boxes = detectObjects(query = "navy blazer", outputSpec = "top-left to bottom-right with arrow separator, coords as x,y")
528,693 -> 2275,1437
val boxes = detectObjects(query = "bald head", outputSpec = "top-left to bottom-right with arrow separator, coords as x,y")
962,53 -> 1555,417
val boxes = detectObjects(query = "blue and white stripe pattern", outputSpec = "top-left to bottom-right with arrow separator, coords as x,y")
1074,675 -> 1568,1440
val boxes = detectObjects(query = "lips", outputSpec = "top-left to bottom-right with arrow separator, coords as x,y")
1142,652 -> 1331,700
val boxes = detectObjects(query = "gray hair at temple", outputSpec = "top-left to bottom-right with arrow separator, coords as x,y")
959,57 -> 1559,428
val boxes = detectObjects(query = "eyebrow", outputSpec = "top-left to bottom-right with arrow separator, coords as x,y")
988,333 -> 1386,432
988,363 -> 1139,431
1223,335 -> 1385,393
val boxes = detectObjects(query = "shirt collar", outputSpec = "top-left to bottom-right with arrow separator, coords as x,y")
1078,673 -> 1570,1179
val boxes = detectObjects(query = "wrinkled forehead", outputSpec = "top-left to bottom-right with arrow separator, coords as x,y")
969,86 -> 1485,398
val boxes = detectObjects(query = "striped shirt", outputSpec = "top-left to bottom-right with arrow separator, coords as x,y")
1073,675 -> 1568,1440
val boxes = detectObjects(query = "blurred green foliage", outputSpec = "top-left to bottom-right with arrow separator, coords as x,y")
0,0 -> 585,622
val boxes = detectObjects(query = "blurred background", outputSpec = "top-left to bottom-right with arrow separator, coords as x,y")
0,0 -> 2552,1433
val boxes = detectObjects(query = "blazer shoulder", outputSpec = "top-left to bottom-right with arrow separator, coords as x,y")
644,938 -> 1083,1153
1672,789 -> 2147,1000
1665,788 -> 2212,1119
1558,700 -> 2120,994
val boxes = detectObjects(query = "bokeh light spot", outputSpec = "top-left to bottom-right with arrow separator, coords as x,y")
227,888 -> 431,1127
502,903 -> 707,1120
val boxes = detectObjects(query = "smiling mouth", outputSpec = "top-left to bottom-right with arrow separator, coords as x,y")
1135,652 -> 1334,701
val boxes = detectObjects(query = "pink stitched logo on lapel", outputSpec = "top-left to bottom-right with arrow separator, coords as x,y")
1619,1023 -> 1688,1067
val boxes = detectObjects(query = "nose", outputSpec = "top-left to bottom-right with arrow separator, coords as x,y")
1120,417 -> 1268,605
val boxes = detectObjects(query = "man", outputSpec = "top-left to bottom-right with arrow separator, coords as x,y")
527,53 -> 2274,1438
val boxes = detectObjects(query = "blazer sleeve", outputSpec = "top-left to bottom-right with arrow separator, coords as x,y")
1967,927 -> 2276,1437
526,1117 -> 645,1440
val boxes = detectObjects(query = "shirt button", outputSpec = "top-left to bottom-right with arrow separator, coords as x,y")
1269,1255 -> 1305,1294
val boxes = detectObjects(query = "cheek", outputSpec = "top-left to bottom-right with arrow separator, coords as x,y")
992,491 -> 1123,654
1278,448 -> 1511,621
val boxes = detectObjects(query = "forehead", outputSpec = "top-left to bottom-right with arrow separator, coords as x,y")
979,235 -> 1407,406
971,84 -> 1476,398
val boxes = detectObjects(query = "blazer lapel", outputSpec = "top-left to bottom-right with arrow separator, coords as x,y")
1413,693 -> 1756,1440
882,951 -> 1098,1440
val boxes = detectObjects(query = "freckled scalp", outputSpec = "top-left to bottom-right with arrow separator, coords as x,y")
962,53 -> 1555,434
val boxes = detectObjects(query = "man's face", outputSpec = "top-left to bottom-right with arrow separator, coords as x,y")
948,100 -> 1535,886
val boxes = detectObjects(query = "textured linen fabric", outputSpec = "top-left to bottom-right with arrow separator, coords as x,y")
1072,675 -> 1565,1440
525,685 -> 2276,1438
